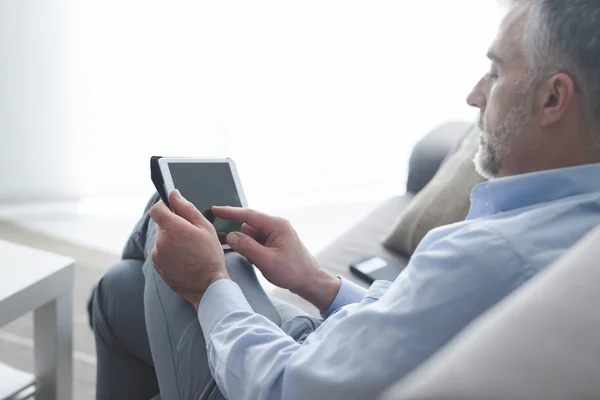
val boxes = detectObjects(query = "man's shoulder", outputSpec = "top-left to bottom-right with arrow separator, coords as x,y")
418,192 -> 600,276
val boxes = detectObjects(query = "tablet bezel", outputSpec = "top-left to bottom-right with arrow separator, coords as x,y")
157,157 -> 248,249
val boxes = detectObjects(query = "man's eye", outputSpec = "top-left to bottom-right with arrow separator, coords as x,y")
485,73 -> 499,81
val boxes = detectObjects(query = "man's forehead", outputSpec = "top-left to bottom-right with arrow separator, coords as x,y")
491,4 -> 529,62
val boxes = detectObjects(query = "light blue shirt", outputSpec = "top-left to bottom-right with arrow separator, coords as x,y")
198,164 -> 600,400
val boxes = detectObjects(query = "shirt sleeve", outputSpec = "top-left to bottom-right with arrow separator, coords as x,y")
321,277 -> 367,318
198,279 -> 301,400
198,226 -> 530,400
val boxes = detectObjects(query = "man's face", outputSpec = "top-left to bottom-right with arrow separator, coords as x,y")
466,6 -> 534,179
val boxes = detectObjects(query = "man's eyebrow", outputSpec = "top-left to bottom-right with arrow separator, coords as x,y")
487,50 -> 502,64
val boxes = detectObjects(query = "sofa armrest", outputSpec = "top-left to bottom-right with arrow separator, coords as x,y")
406,121 -> 473,194
381,225 -> 600,400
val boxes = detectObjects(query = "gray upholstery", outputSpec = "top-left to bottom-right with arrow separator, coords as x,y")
406,121 -> 472,194
381,225 -> 600,400
315,195 -> 414,285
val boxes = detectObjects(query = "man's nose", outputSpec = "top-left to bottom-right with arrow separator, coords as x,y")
466,79 -> 486,110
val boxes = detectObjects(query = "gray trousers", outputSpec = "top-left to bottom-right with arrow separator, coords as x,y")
90,250 -> 321,400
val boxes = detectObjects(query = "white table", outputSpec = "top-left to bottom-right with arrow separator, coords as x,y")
0,239 -> 74,400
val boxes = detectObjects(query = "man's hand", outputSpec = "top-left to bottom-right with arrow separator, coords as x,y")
150,191 -> 229,311
212,206 -> 341,312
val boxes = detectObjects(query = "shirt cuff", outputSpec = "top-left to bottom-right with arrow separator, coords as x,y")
198,279 -> 253,338
322,277 -> 367,318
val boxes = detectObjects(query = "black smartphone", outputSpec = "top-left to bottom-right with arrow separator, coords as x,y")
350,256 -> 401,283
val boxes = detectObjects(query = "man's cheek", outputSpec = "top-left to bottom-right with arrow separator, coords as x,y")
483,110 -> 497,136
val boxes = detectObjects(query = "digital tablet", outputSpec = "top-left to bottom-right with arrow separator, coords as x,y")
151,157 -> 247,249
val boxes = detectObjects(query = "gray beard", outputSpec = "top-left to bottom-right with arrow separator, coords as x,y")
474,90 -> 532,179
474,132 -> 503,179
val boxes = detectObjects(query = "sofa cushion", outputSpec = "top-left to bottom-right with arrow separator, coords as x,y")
271,195 -> 413,315
384,126 -> 485,256
381,224 -> 600,400
406,121 -> 474,194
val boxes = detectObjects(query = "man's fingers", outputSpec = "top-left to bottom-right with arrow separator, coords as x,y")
170,190 -> 211,229
241,223 -> 266,245
212,206 -> 277,231
149,201 -> 173,229
241,222 -> 258,237
226,232 -> 270,265
150,197 -> 203,239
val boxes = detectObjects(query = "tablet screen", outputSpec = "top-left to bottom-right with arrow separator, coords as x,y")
168,162 -> 243,234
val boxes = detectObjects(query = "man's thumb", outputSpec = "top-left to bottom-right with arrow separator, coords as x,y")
227,232 -> 267,262
170,190 -> 205,227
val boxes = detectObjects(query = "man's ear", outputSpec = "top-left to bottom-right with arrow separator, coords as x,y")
537,72 -> 576,127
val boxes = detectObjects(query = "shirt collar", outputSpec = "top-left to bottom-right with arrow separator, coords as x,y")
467,163 -> 600,220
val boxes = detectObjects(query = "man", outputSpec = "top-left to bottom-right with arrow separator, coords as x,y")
89,1 -> 600,399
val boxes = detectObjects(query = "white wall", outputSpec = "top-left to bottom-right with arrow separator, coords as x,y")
67,1 -> 502,209
0,0 -> 75,203
0,1 -> 503,207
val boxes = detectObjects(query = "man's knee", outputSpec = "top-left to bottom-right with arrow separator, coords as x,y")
89,259 -> 145,333
224,252 -> 256,281
223,252 -> 283,325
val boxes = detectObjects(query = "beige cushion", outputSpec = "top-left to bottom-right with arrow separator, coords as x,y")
384,126 -> 485,256
381,224 -> 600,400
